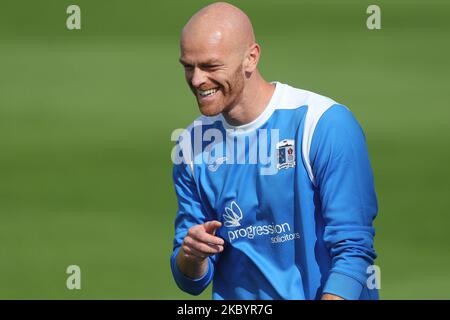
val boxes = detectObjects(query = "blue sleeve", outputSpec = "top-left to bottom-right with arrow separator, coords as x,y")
309,104 -> 378,300
170,159 -> 215,296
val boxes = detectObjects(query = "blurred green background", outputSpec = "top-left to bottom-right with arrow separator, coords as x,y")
1,0 -> 449,299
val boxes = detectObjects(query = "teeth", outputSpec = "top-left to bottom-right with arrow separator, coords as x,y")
199,88 -> 218,97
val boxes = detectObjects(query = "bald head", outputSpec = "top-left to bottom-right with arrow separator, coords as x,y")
179,2 -> 268,120
181,2 -> 256,58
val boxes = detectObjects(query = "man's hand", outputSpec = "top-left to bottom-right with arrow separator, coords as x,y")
176,221 -> 224,279
321,293 -> 345,300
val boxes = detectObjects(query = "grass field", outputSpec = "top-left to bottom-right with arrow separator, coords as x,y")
0,0 -> 449,299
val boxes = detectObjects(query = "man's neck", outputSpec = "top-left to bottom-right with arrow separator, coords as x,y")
222,74 -> 275,127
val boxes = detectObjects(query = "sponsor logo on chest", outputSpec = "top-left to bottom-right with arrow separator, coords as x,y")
221,201 -> 300,244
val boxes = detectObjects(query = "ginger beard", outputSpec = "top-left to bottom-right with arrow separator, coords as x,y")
190,63 -> 245,117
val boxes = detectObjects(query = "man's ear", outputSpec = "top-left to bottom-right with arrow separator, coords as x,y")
244,43 -> 260,73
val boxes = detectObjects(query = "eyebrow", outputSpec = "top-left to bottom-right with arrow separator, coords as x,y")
179,58 -> 190,65
179,58 -> 222,66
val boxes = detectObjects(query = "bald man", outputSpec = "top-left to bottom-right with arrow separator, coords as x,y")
170,2 -> 379,300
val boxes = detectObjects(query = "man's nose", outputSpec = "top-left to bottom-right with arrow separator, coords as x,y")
190,67 -> 207,88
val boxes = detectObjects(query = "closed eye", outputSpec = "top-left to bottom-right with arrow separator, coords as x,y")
201,64 -> 223,71
182,64 -> 194,70
202,64 -> 220,69
179,59 -> 193,69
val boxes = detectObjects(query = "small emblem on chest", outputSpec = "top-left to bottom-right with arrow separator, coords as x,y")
276,139 -> 296,170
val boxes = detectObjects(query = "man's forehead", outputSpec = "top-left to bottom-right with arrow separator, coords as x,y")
181,30 -> 228,51
180,40 -> 229,64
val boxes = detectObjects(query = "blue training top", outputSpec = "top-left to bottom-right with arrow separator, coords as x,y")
170,82 -> 378,300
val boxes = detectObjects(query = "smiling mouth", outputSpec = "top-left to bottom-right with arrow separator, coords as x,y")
198,87 -> 219,98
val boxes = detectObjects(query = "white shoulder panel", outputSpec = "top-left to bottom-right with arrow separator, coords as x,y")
301,92 -> 337,186
274,84 -> 309,110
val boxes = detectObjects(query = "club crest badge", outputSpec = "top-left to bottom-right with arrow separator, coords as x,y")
276,139 -> 296,170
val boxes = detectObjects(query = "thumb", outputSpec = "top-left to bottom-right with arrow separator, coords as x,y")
204,220 -> 222,235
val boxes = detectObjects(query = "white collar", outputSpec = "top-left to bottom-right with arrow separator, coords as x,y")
219,81 -> 284,135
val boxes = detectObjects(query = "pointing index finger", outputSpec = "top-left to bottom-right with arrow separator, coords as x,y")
192,225 -> 224,246
204,220 -> 222,235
